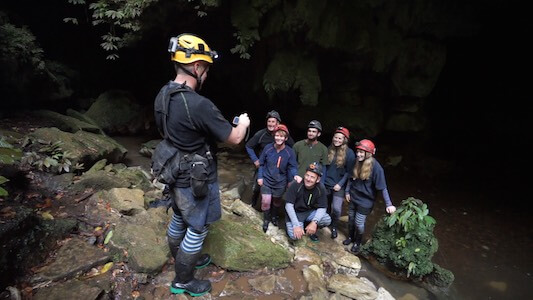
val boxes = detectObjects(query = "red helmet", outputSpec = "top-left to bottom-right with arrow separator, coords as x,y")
335,126 -> 350,139
355,139 -> 376,155
274,124 -> 289,135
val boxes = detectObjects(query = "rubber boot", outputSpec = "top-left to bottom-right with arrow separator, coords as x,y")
170,248 -> 211,296
342,223 -> 355,245
262,210 -> 271,233
350,233 -> 363,254
168,237 -> 211,269
250,188 -> 260,208
271,206 -> 279,227
330,214 -> 338,239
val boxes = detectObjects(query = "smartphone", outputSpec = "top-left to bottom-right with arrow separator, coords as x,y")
232,116 -> 239,125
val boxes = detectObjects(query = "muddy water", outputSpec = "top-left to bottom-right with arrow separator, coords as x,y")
114,136 -> 533,299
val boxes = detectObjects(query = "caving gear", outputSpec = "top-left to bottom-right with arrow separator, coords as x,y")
168,33 -> 218,90
263,210 -> 271,232
335,126 -> 350,139
306,162 -> 323,177
307,120 -> 322,132
274,124 -> 289,136
168,33 -> 218,64
355,139 -> 376,155
170,248 -> 212,296
350,233 -> 363,254
168,237 -> 212,269
266,110 -> 282,122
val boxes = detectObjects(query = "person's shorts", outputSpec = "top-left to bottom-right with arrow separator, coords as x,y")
260,185 -> 285,198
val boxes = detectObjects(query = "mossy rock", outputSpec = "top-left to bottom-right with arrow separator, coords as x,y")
203,214 -> 292,271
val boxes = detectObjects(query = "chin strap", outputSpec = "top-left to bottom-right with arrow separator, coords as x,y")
177,64 -> 206,91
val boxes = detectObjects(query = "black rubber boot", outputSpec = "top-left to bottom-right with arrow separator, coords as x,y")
170,248 -> 211,297
271,206 -> 279,227
250,188 -> 260,208
350,233 -> 363,254
262,210 -> 271,233
330,214 -> 338,239
342,223 -> 355,245
168,237 -> 211,269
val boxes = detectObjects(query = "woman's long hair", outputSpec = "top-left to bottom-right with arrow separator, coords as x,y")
328,137 -> 348,168
353,154 -> 373,180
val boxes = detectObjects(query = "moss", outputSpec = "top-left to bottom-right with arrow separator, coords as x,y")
426,263 -> 455,288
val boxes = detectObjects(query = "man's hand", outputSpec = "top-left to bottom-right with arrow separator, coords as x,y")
333,184 -> 341,192
254,160 -> 260,168
257,179 -> 263,186
386,206 -> 396,214
345,194 -> 350,202
294,175 -> 302,183
305,221 -> 318,235
293,226 -> 304,239
238,113 -> 251,127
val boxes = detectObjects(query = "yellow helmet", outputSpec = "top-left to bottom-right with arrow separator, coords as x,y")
168,33 -> 218,64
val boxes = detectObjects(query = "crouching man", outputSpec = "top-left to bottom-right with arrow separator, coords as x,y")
285,162 -> 331,242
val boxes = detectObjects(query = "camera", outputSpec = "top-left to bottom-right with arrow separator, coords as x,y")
232,116 -> 239,125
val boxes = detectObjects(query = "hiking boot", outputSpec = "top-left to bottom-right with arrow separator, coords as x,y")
309,234 -> 319,242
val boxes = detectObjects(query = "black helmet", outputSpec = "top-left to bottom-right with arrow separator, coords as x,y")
266,110 -> 281,122
306,162 -> 323,177
307,120 -> 322,132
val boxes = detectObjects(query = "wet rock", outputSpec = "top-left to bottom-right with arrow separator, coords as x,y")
327,274 -> 378,300
26,127 -> 127,168
108,209 -> 169,274
32,279 -> 106,300
31,110 -> 103,134
249,274 -> 276,294
85,159 -> 107,174
377,287 -> 396,300
31,238 -> 111,283
202,214 -> 292,271
0,209 -> 77,289
139,139 -> 160,158
84,90 -> 143,135
294,247 -> 322,265
303,265 -> 328,297
106,188 -> 145,216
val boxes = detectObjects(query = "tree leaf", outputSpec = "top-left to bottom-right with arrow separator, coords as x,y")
104,230 -> 113,244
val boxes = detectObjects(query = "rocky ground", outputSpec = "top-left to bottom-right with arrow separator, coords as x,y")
2,111 -> 531,300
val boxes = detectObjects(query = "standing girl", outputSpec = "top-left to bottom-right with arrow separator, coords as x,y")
324,127 -> 355,239
344,139 -> 396,253
257,124 -> 299,232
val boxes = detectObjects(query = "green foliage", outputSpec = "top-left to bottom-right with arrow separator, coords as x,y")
0,23 -> 45,68
362,197 -> 440,279
0,175 -> 9,197
263,52 -> 321,105
21,140 -> 84,174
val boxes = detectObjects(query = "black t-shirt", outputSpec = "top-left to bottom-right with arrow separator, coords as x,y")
285,181 -> 327,212
154,81 -> 232,181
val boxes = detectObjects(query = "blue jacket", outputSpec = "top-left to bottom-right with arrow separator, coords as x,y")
325,148 -> 355,189
258,143 -> 298,189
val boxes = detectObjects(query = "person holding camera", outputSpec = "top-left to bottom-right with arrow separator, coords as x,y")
257,124 -> 298,232
245,110 -> 294,207
154,33 -> 250,297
